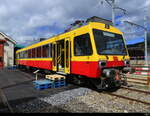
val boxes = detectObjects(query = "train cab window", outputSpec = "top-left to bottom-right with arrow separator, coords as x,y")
74,33 -> 92,56
93,29 -> 127,55
42,44 -> 49,58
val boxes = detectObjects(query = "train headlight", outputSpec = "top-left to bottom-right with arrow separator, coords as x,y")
99,61 -> 107,68
124,60 -> 130,66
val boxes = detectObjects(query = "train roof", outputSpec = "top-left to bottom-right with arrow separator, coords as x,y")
16,22 -> 123,53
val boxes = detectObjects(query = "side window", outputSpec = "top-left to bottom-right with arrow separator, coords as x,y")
28,49 -> 32,58
49,44 -> 52,58
37,47 -> 42,58
17,54 -> 19,59
24,51 -> 28,58
74,33 -> 92,56
42,44 -> 49,58
32,48 -> 36,58
21,52 -> 23,58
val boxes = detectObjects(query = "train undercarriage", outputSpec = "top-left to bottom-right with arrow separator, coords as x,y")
18,64 -> 133,91
66,67 -> 132,91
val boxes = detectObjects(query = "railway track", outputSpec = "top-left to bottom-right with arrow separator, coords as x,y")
126,73 -> 148,86
103,86 -> 150,106
0,89 -> 14,113
127,81 -> 147,85
127,77 -> 148,85
107,93 -> 150,105
127,77 -> 147,81
121,86 -> 150,94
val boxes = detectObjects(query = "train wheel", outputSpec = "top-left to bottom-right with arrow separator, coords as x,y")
90,79 -> 108,91
67,75 -> 85,86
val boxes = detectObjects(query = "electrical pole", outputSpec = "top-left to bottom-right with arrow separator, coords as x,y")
104,0 -> 126,26
144,10 -> 148,66
111,0 -> 115,26
124,14 -> 149,66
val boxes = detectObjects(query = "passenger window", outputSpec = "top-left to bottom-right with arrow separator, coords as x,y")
37,47 -> 42,58
16,54 -> 19,59
21,52 -> 23,58
74,33 -> 92,56
49,44 -> 52,58
42,44 -> 49,58
32,48 -> 36,58
28,49 -> 32,58
24,51 -> 28,58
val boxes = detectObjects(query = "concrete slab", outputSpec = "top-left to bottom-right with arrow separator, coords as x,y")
0,69 -> 78,108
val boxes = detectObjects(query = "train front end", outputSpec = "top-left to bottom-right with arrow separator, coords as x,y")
90,22 -> 132,90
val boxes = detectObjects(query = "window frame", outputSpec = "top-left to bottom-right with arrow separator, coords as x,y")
42,44 -> 50,58
93,29 -> 127,56
74,33 -> 93,56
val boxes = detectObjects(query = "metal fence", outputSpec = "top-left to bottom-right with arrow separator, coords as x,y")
130,56 -> 150,66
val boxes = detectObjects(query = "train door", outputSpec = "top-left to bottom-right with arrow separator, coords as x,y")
52,39 -> 71,74
64,38 -> 71,74
56,40 -> 65,72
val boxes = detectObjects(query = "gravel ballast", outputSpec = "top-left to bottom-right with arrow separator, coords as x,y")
13,86 -> 150,113
39,87 -> 92,106
58,91 -> 150,113
14,87 -> 92,113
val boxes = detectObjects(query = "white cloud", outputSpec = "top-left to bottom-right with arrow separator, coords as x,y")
0,0 -> 149,45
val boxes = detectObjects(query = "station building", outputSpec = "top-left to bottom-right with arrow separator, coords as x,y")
0,32 -> 16,69
127,40 -> 150,60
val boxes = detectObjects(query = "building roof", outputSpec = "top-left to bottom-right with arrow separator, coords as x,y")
15,44 -> 25,48
0,32 -> 16,44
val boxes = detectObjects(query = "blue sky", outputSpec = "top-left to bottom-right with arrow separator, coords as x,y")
0,0 -> 150,46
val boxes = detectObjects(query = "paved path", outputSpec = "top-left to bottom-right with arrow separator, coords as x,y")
0,69 -> 78,111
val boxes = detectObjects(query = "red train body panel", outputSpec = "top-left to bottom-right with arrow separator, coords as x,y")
18,60 -> 126,78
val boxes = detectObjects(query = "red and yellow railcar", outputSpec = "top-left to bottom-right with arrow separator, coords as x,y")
16,18 -> 131,90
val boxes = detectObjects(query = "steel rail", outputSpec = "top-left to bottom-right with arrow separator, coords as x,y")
127,80 -> 147,85
127,77 -> 147,81
121,86 -> 150,94
104,92 -> 150,106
